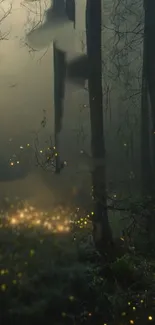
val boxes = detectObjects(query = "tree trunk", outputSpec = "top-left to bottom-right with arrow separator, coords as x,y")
86,0 -> 113,259
53,42 -> 66,173
65,0 -> 75,24
144,0 -> 155,187
52,0 -> 65,13
141,7 -> 153,196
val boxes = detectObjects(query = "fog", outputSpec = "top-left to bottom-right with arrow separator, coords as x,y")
0,0 -> 142,212
0,0 -> 92,210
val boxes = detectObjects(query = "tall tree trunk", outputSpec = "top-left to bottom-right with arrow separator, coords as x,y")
53,42 -> 66,173
65,0 -> 75,24
53,0 -> 74,173
144,0 -> 155,188
86,0 -> 113,259
52,0 -> 65,13
141,4 -> 153,196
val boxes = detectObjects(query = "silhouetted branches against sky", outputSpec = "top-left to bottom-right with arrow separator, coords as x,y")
102,0 -> 143,83
22,0 -> 46,32
101,0 -> 143,116
0,0 -> 12,40
22,0 -> 49,58
111,0 -> 143,120
101,0 -> 143,165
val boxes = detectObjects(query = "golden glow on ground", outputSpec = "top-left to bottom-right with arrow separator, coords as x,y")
0,199 -> 91,233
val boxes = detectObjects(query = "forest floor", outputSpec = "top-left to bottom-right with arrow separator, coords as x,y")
0,198 -> 155,325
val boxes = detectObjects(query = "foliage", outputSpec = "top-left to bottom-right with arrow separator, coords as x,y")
0,213 -> 155,325
119,196 -> 155,256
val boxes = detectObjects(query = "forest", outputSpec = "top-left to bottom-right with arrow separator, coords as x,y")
0,0 -> 155,324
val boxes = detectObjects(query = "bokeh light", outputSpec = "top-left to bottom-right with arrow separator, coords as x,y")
0,197 -> 91,234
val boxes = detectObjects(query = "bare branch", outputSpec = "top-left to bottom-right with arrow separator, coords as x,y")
0,0 -> 12,40
0,2 -> 12,24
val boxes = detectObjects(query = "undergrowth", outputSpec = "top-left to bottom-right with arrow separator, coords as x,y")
1,196 -> 155,324
0,223 -> 155,325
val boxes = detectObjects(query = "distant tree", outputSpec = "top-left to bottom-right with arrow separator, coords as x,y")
101,0 -> 155,197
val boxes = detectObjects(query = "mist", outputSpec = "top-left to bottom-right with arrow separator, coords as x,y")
1,1 -> 153,323
0,0 -> 92,210
0,0 -> 142,213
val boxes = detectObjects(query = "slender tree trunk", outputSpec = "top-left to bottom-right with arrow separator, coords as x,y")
86,0 -> 113,259
53,0 -> 75,173
141,8 -> 153,195
144,0 -> 155,187
53,42 -> 66,173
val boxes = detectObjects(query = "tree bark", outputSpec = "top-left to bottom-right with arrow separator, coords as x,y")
144,0 -> 155,188
86,0 -> 113,259
53,42 -> 66,173
141,9 -> 153,195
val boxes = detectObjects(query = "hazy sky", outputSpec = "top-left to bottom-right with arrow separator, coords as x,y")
0,0 -> 141,208
0,0 -> 53,139
0,0 -> 90,208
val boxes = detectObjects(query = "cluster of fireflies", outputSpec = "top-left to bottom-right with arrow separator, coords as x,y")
0,201 -> 154,324
0,199 -> 91,234
61,296 -> 154,324
8,141 -> 31,167
2,140 -> 153,324
8,139 -> 65,171
0,201 -> 92,299
8,138 -> 54,167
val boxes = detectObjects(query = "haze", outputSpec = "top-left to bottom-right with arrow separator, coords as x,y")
0,0 -> 92,210
0,0 -> 142,212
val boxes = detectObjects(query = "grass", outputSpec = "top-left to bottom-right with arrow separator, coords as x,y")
0,201 -> 155,325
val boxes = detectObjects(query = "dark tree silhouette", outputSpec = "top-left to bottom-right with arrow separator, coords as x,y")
143,0 -> 155,188
141,0 -> 153,195
52,0 -> 74,173
53,42 -> 66,173
86,0 -> 113,259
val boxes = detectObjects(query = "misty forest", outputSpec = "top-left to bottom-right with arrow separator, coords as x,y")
0,0 -> 155,324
